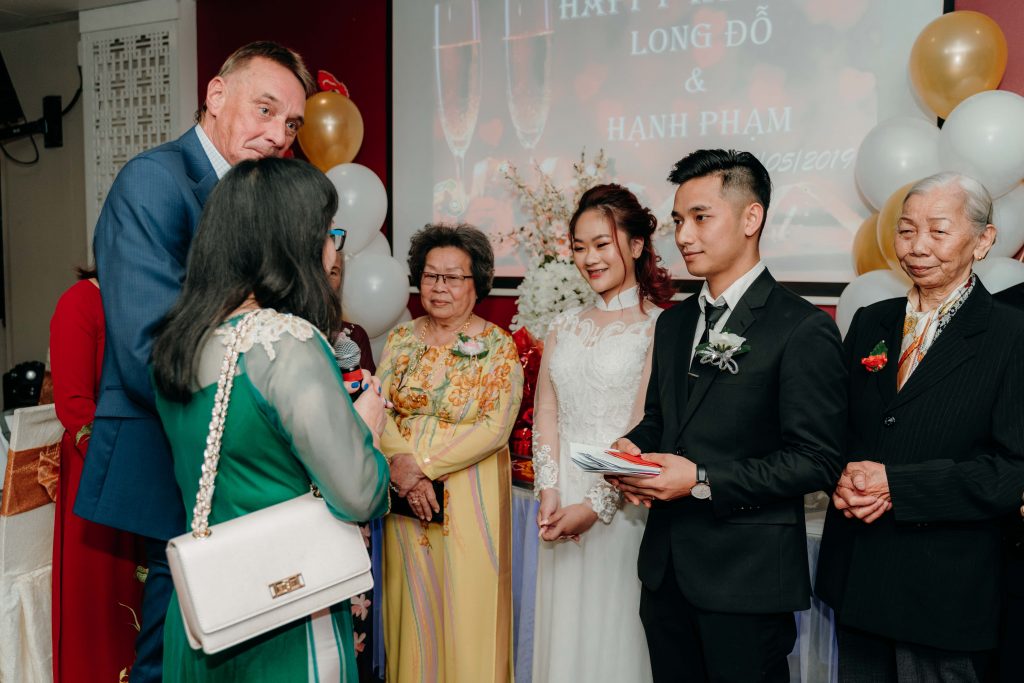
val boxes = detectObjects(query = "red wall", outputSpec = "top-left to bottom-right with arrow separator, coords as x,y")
956,0 -> 1024,95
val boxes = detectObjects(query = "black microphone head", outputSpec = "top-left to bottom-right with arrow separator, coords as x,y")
333,334 -> 362,370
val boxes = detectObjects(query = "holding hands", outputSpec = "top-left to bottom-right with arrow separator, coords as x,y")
389,452 -> 447,523
536,489 -> 598,543
831,460 -> 891,524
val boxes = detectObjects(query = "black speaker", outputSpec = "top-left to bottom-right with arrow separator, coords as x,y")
42,94 -> 62,148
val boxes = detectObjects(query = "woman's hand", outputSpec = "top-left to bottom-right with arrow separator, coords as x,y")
536,489 -> 560,538
539,503 -> 598,543
344,369 -> 372,395
390,452 -> 426,497
405,478 -> 441,522
353,376 -> 390,437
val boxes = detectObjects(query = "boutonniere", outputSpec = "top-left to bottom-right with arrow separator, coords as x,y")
695,329 -> 750,374
452,333 -> 488,359
860,340 -> 888,373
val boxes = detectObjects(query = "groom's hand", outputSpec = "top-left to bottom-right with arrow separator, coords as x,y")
612,453 -> 698,502
607,438 -> 654,507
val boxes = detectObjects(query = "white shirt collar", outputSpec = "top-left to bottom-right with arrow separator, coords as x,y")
194,124 -> 231,180
594,285 -> 641,312
698,261 -> 767,313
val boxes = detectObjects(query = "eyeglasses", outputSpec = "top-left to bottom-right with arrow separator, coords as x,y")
329,225 -> 347,252
421,272 -> 470,288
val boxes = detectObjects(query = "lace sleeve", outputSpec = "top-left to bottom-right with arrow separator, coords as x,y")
241,317 -> 390,522
584,483 -> 621,524
532,325 -> 560,499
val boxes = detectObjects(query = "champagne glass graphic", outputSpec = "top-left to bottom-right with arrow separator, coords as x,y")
504,0 -> 552,151
435,0 -> 482,187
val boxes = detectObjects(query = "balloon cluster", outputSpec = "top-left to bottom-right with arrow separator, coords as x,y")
840,10 -> 1024,335
299,78 -> 411,358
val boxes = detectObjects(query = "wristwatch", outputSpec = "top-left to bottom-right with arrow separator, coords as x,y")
691,463 -> 712,500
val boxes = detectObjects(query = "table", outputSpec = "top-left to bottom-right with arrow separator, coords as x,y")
509,487 -> 838,683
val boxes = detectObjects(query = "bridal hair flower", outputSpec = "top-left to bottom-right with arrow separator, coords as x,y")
695,329 -> 750,374
452,333 -> 489,359
861,340 -> 888,373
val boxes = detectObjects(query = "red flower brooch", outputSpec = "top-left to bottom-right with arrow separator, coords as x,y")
861,340 -> 888,373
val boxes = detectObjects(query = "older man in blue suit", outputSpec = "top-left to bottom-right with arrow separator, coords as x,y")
74,41 -> 313,681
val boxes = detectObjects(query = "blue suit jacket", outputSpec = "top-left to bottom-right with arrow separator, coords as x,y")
74,128 -> 218,540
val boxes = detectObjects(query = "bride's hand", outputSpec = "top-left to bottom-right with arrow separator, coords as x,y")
537,489 -> 560,536
540,503 -> 598,543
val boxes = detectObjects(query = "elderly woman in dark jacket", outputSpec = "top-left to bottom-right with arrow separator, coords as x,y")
816,172 -> 1024,682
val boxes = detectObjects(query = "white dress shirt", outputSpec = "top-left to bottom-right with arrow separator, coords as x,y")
689,261 -> 767,362
194,123 -> 231,180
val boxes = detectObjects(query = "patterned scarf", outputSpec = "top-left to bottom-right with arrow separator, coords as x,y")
896,274 -> 975,391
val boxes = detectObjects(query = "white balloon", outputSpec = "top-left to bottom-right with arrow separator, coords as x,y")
369,332 -> 389,366
342,253 -> 410,338
326,163 -> 389,255
855,117 -> 941,210
974,257 -> 1024,293
990,182 -> 1024,259
939,91 -> 1024,199
836,270 -> 909,338
358,232 -> 392,258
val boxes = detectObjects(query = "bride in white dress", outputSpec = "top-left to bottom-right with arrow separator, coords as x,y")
532,184 -> 674,683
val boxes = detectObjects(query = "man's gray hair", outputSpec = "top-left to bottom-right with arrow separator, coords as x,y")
904,172 -> 993,235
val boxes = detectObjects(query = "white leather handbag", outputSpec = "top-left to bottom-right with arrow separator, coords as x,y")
166,312 -> 373,655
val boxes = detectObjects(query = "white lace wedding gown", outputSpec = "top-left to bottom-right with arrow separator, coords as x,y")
532,287 -> 657,683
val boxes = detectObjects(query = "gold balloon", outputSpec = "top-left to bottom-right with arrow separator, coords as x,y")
853,213 -> 889,275
909,10 -> 1008,119
876,182 -> 915,272
298,92 -> 365,172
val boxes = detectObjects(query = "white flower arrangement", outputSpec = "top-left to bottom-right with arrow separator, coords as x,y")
512,258 -> 596,339
500,150 -> 607,339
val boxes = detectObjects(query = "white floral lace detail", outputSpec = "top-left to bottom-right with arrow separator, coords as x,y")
546,305 -> 658,523
533,441 -> 558,497
584,482 -> 622,524
214,308 -> 320,361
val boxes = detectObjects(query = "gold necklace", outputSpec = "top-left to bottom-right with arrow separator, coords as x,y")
397,316 -> 472,394
418,316 -> 472,347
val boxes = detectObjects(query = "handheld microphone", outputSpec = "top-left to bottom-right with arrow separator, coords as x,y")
333,335 -> 364,394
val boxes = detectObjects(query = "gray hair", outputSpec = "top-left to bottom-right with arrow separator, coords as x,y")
903,172 -> 993,235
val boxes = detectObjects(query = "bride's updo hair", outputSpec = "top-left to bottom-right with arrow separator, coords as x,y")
568,183 -> 674,307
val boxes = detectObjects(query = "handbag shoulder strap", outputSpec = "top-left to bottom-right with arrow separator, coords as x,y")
190,310 -> 260,539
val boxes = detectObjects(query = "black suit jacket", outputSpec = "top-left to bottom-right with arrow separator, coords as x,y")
816,283 -> 1024,651
625,270 -> 847,614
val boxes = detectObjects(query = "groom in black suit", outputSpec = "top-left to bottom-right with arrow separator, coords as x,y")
610,149 -> 847,682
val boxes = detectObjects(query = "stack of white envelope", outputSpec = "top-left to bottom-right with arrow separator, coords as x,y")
569,442 -> 662,477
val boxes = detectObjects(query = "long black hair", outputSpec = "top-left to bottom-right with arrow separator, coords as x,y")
152,157 -> 339,402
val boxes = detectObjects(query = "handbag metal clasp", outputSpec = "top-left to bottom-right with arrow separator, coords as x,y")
269,573 -> 305,599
